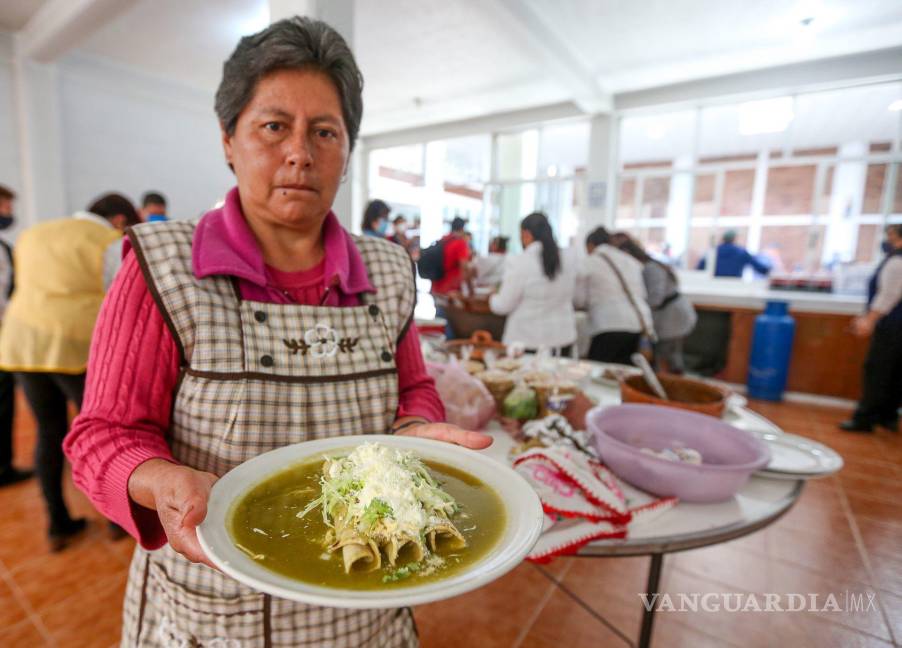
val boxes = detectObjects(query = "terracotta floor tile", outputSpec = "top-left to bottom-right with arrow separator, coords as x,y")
854,517 -> 902,565
518,587 -> 632,648
765,560 -> 891,641
835,459 -> 902,484
763,519 -> 871,586
0,619 -> 50,647
670,543 -> 771,593
838,471 -> 902,504
414,562 -> 558,648
547,555 -> 671,639
868,552 -> 902,598
39,573 -> 127,648
0,570 -> 32,628
10,535 -> 130,614
845,493 -> 902,525
765,610 -> 895,648
877,589 -> 902,644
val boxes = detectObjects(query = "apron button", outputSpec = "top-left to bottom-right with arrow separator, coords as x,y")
381,350 -> 393,363
260,355 -> 274,368
368,304 -> 380,317
254,310 -> 267,323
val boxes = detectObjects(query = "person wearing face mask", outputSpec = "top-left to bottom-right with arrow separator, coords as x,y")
0,185 -> 32,487
840,224 -> 902,433
361,198 -> 390,238
140,191 -> 168,223
489,212 -> 577,354
388,214 -> 409,246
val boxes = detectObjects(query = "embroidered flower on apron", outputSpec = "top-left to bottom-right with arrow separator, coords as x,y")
304,321 -> 339,358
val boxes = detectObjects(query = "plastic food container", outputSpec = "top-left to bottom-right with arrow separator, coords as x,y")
587,404 -> 771,502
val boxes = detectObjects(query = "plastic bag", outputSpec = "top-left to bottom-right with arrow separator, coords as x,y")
427,362 -> 496,431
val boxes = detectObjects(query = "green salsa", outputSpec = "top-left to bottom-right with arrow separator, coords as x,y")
228,457 -> 505,589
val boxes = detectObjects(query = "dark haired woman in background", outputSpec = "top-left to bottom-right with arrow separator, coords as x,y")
0,192 -> 138,551
490,212 -> 576,353
576,226 -> 654,365
361,197 -> 390,237
615,234 -> 697,373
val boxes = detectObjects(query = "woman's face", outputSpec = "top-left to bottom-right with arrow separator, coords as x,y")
222,68 -> 349,231
520,228 -> 534,250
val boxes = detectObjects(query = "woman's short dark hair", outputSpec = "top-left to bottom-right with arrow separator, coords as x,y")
215,17 -> 364,151
585,226 -> 611,249
521,212 -> 561,281
87,193 -> 139,226
0,185 -> 15,202
362,199 -> 389,232
490,236 -> 509,253
614,233 -> 677,282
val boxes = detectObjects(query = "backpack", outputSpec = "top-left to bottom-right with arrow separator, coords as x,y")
417,238 -> 447,281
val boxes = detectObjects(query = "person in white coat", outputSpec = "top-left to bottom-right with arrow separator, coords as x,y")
489,212 -> 577,353
575,226 -> 654,364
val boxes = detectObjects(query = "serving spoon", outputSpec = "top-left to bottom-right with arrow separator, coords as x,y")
630,353 -> 669,401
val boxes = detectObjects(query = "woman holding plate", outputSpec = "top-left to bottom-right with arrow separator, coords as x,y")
65,17 -> 489,647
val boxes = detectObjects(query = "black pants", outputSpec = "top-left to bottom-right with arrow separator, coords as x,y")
15,372 -> 85,533
853,322 -> 902,425
588,332 -> 641,365
0,370 -> 15,470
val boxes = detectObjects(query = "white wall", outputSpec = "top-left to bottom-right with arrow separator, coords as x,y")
0,33 -> 22,200
57,54 -> 233,220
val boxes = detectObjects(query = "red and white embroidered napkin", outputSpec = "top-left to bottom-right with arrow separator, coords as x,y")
513,446 -> 677,562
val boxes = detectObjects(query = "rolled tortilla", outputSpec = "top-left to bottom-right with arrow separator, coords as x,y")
426,519 -> 467,552
331,526 -> 382,573
386,534 -> 426,566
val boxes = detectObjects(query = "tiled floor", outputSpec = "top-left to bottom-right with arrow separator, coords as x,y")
0,394 -> 899,647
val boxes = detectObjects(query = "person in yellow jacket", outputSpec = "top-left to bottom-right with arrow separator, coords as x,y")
0,193 -> 138,551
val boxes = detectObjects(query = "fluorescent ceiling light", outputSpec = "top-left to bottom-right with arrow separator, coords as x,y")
739,97 -> 794,135
889,100 -> 902,112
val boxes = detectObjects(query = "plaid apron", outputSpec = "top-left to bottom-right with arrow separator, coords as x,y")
120,221 -> 419,647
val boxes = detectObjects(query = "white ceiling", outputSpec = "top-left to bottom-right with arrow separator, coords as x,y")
5,0 -> 902,136
620,82 -> 902,163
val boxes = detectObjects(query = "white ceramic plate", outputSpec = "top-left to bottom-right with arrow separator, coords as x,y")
751,431 -> 843,479
198,435 -> 544,609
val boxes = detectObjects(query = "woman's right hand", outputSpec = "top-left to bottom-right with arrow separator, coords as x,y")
128,458 -> 219,568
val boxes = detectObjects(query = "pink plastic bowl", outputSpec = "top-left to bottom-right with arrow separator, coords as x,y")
587,404 -> 771,503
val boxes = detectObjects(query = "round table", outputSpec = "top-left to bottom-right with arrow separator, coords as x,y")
480,360 -> 805,648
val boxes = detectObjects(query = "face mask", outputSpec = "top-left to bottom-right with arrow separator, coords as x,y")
882,240 -> 893,255
377,220 -> 389,235
0,214 -> 13,230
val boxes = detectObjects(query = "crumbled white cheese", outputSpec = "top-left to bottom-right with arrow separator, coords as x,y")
337,443 -> 429,536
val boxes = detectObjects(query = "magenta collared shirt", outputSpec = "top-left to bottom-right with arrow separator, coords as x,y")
66,187 -> 443,550
191,187 -> 373,305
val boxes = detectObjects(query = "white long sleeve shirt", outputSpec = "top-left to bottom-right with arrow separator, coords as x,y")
489,242 -> 577,349
574,244 -> 654,337
872,256 -> 902,316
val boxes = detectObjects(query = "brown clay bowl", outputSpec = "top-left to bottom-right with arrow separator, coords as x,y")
620,373 -> 727,418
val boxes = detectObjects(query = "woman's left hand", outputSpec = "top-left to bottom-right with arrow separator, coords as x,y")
396,421 -> 493,449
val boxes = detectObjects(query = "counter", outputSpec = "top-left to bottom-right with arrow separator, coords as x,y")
678,275 -> 869,400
